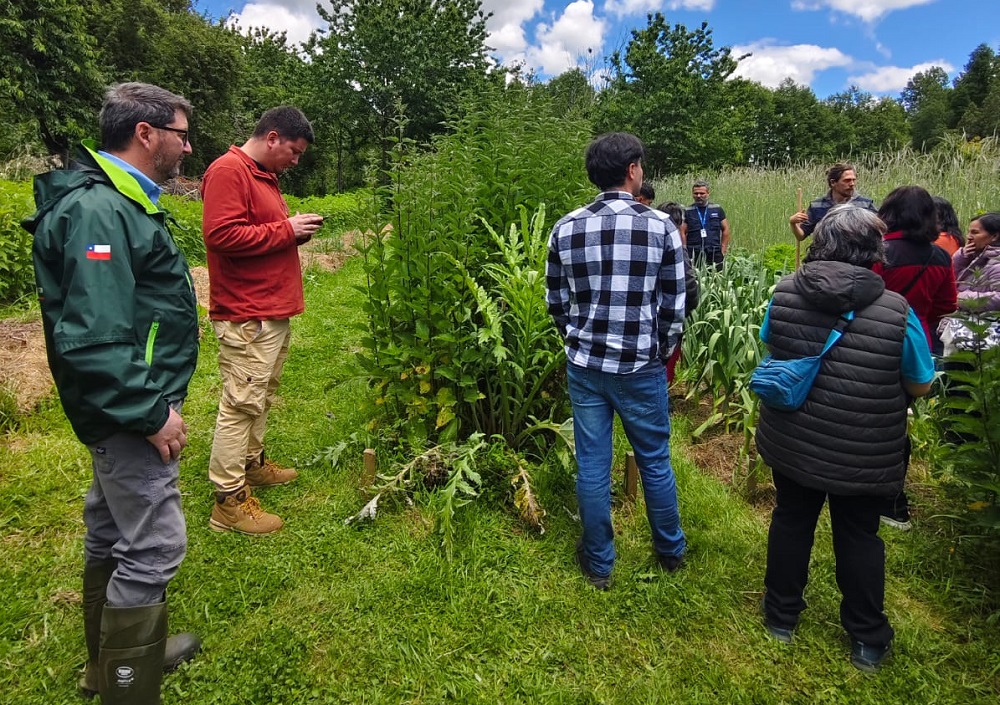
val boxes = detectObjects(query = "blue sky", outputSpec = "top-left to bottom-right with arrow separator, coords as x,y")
195,0 -> 1000,98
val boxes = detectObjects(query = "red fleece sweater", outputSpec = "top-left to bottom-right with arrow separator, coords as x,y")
201,146 -> 303,321
872,231 -> 957,347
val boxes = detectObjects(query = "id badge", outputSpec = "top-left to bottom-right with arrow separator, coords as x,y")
700,228 -> 707,239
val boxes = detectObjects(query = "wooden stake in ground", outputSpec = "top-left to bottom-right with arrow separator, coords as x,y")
795,187 -> 803,269
361,448 -> 377,488
624,452 -> 638,504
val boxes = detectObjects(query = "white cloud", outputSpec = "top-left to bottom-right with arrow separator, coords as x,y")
731,41 -> 853,88
849,60 -> 954,92
791,0 -> 937,24
525,1 -> 606,76
227,3 -> 321,47
483,0 -> 544,55
604,0 -> 716,18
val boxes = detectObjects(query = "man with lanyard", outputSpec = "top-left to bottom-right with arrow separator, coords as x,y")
681,180 -> 730,269
789,162 -> 877,241
24,82 -> 201,703
546,132 -> 687,590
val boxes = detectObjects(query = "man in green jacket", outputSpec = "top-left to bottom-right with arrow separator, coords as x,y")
22,83 -> 201,704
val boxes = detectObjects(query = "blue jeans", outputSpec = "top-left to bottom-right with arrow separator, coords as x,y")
566,361 -> 686,577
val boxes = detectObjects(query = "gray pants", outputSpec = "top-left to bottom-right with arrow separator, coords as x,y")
83,404 -> 187,606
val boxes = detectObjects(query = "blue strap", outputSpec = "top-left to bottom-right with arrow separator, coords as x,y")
820,310 -> 855,356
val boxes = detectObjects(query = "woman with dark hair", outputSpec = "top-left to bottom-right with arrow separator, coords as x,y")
873,186 -> 957,530
758,204 -> 934,673
874,186 -> 958,351
933,196 -> 965,256
953,212 -> 1000,313
655,201 -> 700,384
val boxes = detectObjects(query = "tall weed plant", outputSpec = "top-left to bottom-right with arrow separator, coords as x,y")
358,84 -> 592,447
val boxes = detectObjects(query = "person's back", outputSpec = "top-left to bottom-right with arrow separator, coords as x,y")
546,132 -> 686,589
759,204 -> 933,674
874,186 -> 957,349
548,195 -> 682,372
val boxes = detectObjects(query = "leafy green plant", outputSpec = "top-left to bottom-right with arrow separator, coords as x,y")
0,180 -> 37,305
345,433 -> 486,560
762,243 -> 797,277
161,195 -> 205,265
933,315 -> 1000,532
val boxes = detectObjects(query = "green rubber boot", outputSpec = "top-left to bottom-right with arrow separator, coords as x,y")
79,565 -> 202,698
98,602 -> 167,705
79,560 -> 116,697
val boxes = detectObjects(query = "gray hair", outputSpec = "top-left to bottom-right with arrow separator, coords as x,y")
693,179 -> 710,190
100,82 -> 192,152
804,204 -> 886,268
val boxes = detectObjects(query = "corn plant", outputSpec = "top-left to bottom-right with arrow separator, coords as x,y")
679,252 -> 773,437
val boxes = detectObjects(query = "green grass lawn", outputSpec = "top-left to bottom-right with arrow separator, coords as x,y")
2,256 -> 998,704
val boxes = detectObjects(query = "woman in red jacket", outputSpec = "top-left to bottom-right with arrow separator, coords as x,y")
875,186 -> 957,353
873,186 -> 957,531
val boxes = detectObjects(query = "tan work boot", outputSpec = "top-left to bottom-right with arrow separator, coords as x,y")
245,457 -> 298,487
209,486 -> 283,535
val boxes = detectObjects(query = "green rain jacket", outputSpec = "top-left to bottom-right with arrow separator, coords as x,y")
22,143 -> 199,445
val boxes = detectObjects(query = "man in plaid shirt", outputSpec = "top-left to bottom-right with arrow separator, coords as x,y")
547,132 -> 687,589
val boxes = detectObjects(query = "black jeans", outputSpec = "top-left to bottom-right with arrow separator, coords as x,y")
763,471 -> 894,647
687,247 -> 724,270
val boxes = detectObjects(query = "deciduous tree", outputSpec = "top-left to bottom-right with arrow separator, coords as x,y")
902,67 -> 952,150
596,13 -> 740,175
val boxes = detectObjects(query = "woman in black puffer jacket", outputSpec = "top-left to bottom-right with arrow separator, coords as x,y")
757,205 -> 935,673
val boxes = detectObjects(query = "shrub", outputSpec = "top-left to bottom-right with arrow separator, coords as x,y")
0,180 -> 37,305
161,195 -> 205,264
285,191 -> 367,235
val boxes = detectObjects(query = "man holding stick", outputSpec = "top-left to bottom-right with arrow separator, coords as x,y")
789,163 -> 877,242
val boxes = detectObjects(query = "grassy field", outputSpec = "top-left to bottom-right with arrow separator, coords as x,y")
654,139 -> 1000,253
2,251 -> 999,703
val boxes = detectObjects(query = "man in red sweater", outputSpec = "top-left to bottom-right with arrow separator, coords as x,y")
201,107 -> 323,534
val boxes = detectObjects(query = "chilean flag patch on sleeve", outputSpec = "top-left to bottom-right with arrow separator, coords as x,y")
86,244 -> 111,260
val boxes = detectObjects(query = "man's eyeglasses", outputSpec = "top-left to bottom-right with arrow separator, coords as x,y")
150,124 -> 190,145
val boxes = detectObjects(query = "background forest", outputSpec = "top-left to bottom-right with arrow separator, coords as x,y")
4,0 -> 1000,192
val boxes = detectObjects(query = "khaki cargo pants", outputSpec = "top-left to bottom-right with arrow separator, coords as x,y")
208,319 -> 291,493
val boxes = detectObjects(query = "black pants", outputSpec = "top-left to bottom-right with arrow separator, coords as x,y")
687,247 -> 724,270
763,471 -> 894,647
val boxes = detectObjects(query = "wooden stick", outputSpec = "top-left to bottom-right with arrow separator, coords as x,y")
361,448 -> 377,488
624,452 -> 638,504
795,188 -> 803,269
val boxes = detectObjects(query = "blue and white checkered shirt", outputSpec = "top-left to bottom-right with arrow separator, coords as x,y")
546,191 -> 686,374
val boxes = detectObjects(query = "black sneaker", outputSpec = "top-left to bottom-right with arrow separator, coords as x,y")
880,492 -> 912,531
656,552 -> 685,573
851,640 -> 892,672
575,540 -> 611,590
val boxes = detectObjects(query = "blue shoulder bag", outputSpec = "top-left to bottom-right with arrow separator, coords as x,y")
751,311 -> 855,412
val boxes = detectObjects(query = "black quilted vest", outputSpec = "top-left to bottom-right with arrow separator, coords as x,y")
755,261 -> 911,497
